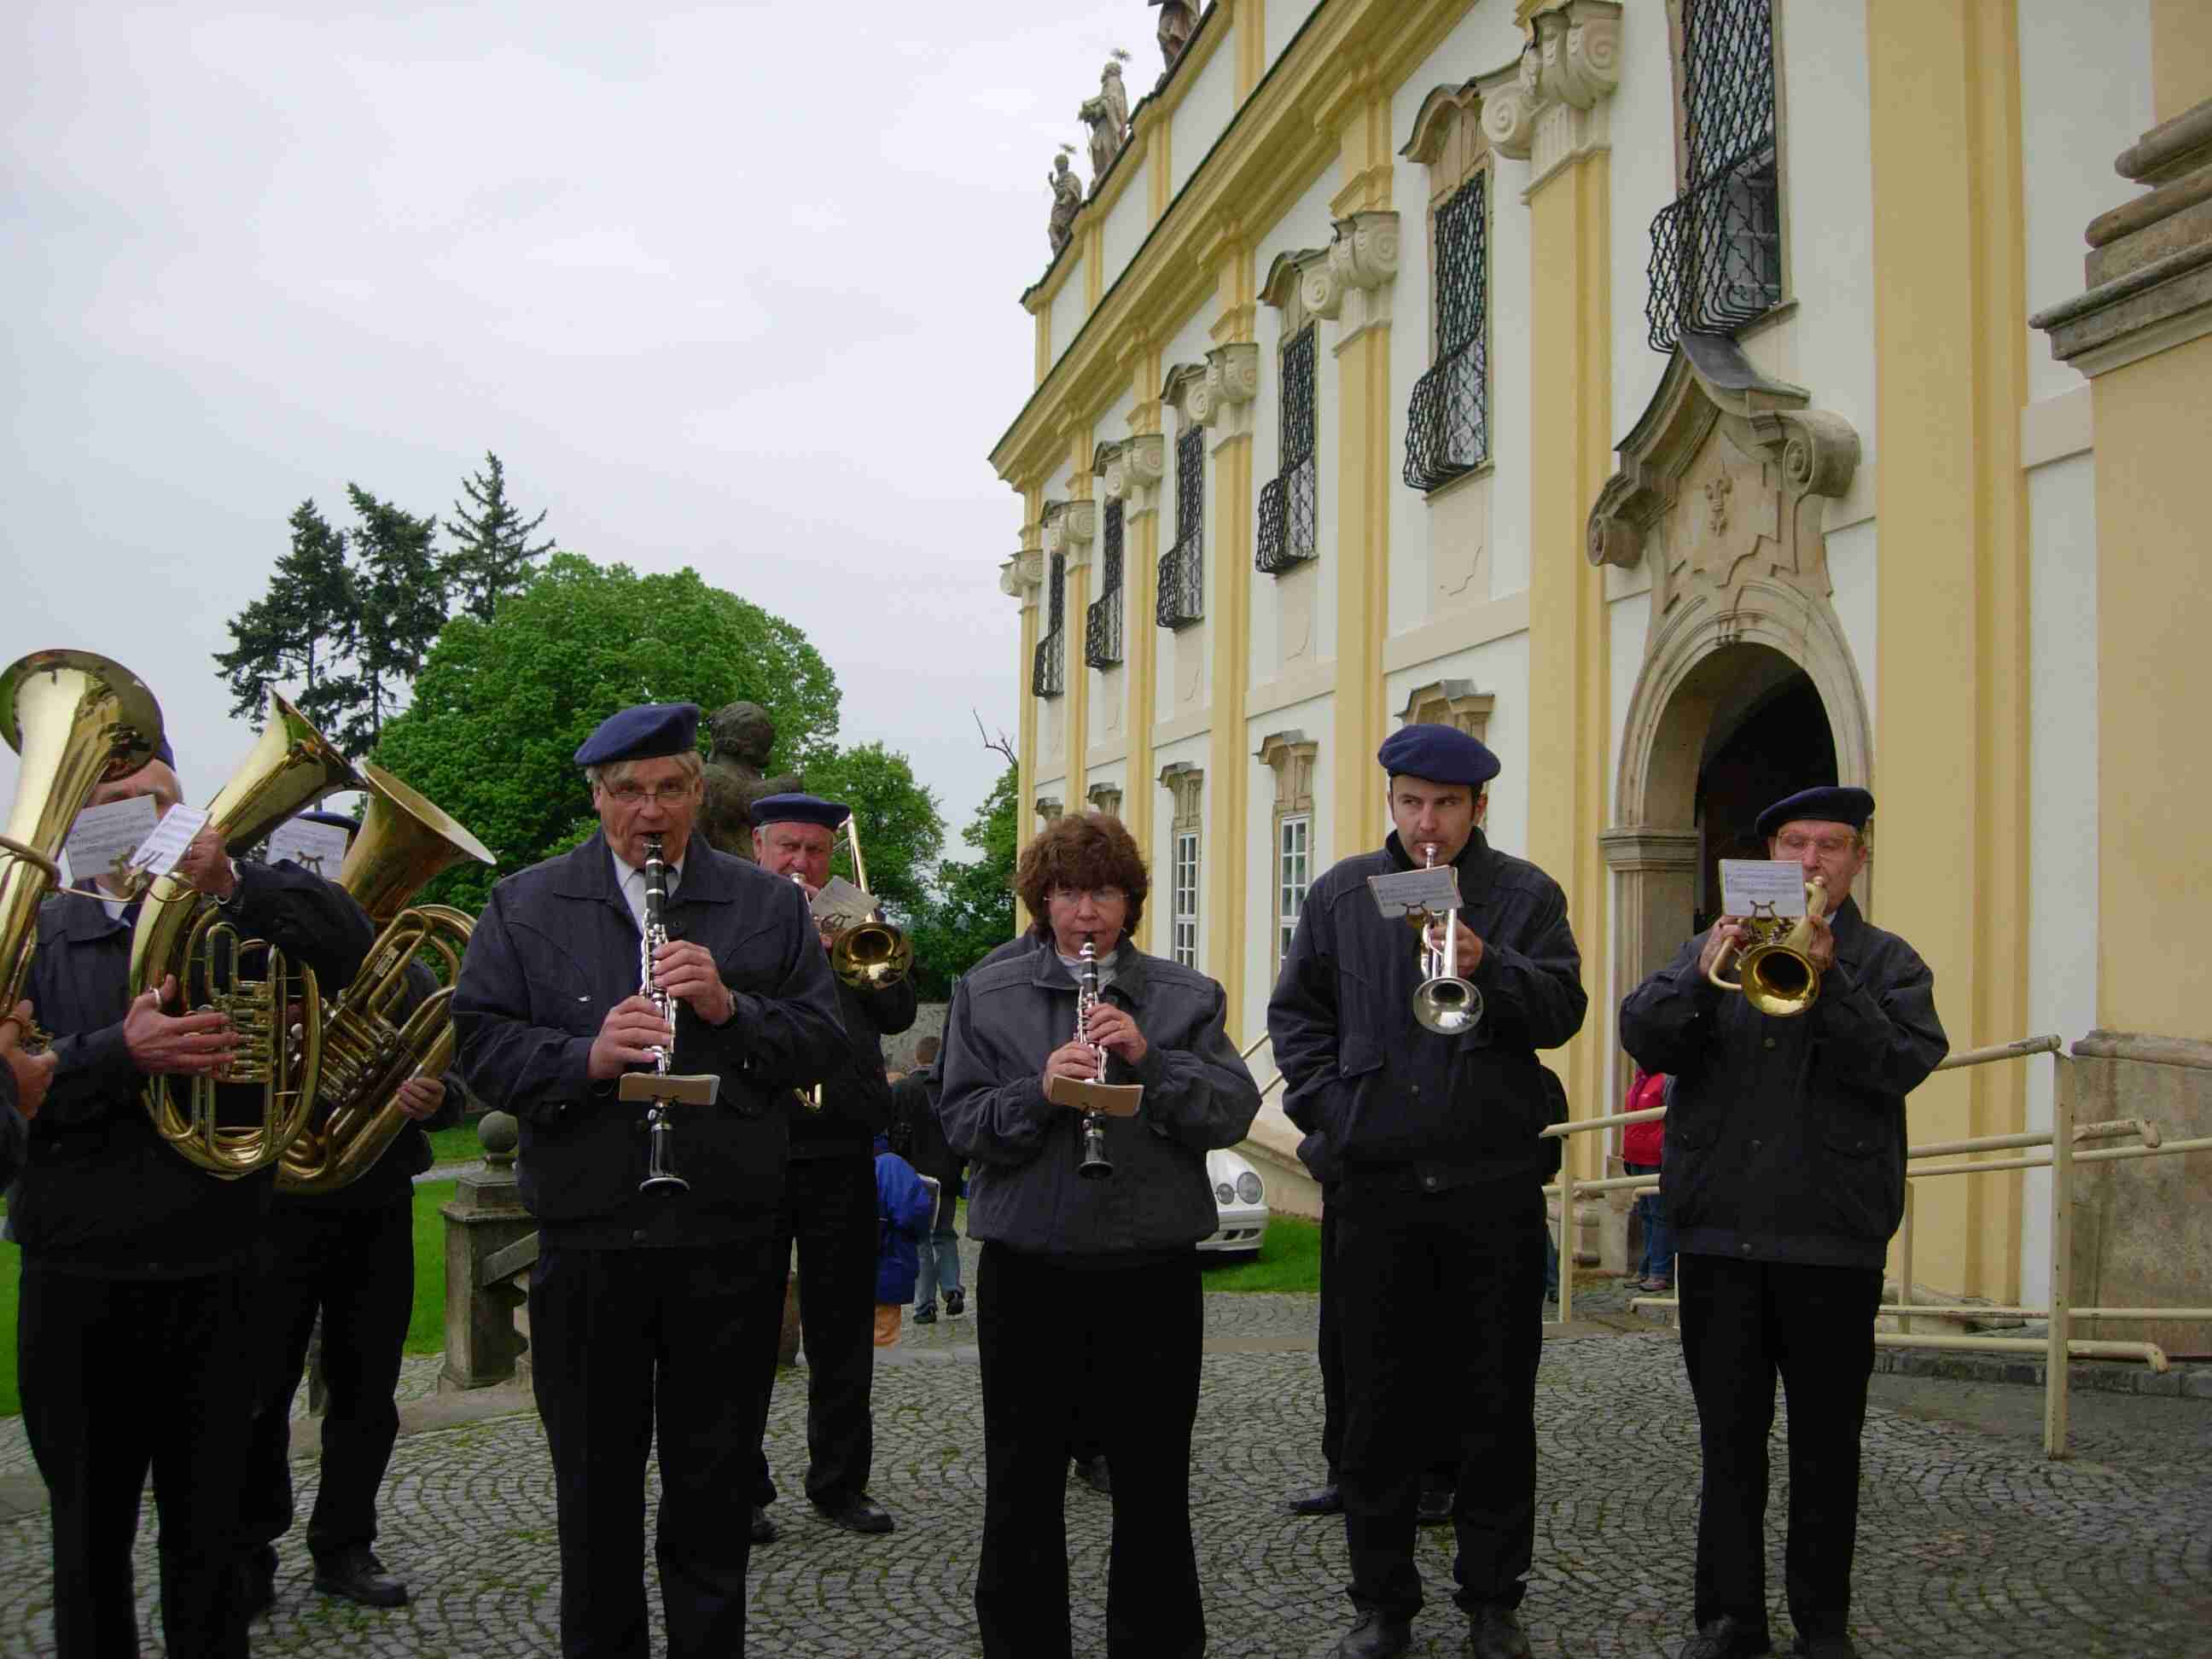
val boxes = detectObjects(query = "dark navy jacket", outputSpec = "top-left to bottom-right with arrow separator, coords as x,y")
1618,895 -> 1948,1270
1269,829 -> 1586,1189
789,974 -> 916,1162
16,860 -> 376,1276
451,831 -> 846,1249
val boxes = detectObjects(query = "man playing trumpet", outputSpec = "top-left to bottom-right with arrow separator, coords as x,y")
1620,785 -> 1947,1659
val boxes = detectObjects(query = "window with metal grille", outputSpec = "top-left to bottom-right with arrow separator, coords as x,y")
1032,551 -> 1066,698
1084,500 -> 1125,668
1406,172 -> 1489,491
1156,427 -> 1205,629
1172,829 -> 1199,967
1277,813 -> 1310,965
1645,0 -> 1781,353
1257,325 -> 1318,573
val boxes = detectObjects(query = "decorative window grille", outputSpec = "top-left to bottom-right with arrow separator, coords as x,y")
1032,551 -> 1066,698
1156,427 -> 1206,629
1277,814 -> 1311,964
1256,325 -> 1318,573
1084,500 -> 1126,669
1172,829 -> 1200,967
1646,0 -> 1781,352
1405,173 -> 1489,490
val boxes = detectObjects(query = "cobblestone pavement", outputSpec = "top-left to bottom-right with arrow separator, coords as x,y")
2,1275 -> 2208,1658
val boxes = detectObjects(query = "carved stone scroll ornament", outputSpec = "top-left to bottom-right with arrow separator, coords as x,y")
1097,433 -> 1167,514
1201,341 -> 1260,440
1475,0 -> 1621,194
1586,335 -> 1860,632
1304,211 -> 1401,338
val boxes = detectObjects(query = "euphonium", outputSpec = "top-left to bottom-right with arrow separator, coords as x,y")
824,815 -> 912,991
1410,843 -> 1482,1036
1706,876 -> 1828,1017
276,764 -> 494,1195
131,692 -> 360,1177
0,651 -> 166,1046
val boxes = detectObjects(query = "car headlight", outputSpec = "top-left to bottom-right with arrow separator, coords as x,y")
1236,1172 -> 1263,1205
1214,1181 -> 1236,1205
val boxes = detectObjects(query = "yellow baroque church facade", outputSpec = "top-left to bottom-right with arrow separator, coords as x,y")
987,0 -> 2212,1324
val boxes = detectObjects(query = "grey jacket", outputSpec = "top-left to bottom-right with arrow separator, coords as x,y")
940,934 -> 1261,1256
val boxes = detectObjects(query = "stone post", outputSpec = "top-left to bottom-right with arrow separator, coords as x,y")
439,1110 -> 536,1392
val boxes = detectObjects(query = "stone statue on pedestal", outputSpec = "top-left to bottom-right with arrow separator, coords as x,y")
1150,0 -> 1198,77
1048,151 -> 1083,255
701,700 -> 802,860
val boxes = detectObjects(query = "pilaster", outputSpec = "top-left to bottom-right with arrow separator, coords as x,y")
1009,481 -> 1046,937
1100,347 -> 1167,949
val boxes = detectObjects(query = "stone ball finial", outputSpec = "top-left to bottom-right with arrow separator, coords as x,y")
478,1109 -> 521,1167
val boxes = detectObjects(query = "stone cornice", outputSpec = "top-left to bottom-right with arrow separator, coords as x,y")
1478,0 -> 1621,200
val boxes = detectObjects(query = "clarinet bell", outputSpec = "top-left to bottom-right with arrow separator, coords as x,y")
1077,1113 -> 1112,1181
642,1105 -> 690,1194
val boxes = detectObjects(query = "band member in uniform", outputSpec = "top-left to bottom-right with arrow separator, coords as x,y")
1269,725 -> 1586,1659
238,809 -> 463,1615
1620,786 -> 1946,1659
940,812 -> 1260,1659
17,747 -> 375,1659
451,703 -> 845,1659
744,792 -> 917,1537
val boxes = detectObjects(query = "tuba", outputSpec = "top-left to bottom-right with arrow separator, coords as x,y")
275,764 -> 494,1195
1707,876 -> 1828,1018
0,651 -> 166,1043
130,692 -> 360,1177
820,815 -> 912,991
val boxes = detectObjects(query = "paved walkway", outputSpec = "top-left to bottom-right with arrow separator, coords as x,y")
1,1267 -> 2207,1657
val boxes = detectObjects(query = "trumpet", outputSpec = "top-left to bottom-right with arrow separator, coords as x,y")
1707,876 -> 1828,1018
1074,936 -> 1111,1181
1410,844 -> 1482,1036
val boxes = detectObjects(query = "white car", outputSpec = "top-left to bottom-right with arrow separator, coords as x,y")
1198,1148 -> 1268,1256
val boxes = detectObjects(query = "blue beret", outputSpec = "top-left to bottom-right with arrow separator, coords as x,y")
750,792 -> 852,832
294,810 -> 359,838
1377,724 -> 1500,788
1755,785 -> 1874,839
573,702 -> 701,768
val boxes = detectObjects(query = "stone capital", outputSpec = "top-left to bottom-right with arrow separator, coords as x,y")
1308,210 -> 1400,342
1102,432 -> 1167,517
1478,0 -> 1621,197
1202,341 -> 1260,444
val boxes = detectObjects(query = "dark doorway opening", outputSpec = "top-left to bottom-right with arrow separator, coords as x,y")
1693,672 -> 1836,929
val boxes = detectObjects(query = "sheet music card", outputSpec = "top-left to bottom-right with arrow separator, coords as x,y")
265,818 -> 352,877
1365,864 -> 1461,920
126,806 -> 212,883
1719,859 -> 1808,919
63,795 -> 159,888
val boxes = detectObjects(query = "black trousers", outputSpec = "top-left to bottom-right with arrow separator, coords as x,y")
1679,1252 -> 1883,1641
242,1199 -> 413,1562
750,1153 -> 877,1510
974,1243 -> 1205,1659
531,1239 -> 779,1659
1334,1176 -> 1547,1619
18,1263 -> 253,1659
1318,1190 -> 1458,1493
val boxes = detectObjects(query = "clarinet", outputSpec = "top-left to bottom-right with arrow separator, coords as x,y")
1075,937 -> 1112,1181
637,833 -> 688,1193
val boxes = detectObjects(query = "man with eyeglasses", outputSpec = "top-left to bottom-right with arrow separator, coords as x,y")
940,812 -> 1260,1659
1620,785 -> 1947,1659
452,702 -> 846,1659
742,791 -> 917,1541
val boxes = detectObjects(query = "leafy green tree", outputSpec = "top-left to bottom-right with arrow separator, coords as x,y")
340,484 -> 448,754
212,500 -> 358,730
445,452 -> 554,623
907,763 -> 1019,997
800,742 -> 944,928
370,555 -> 840,913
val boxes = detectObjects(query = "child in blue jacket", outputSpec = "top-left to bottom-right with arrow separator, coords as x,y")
874,1134 -> 939,1347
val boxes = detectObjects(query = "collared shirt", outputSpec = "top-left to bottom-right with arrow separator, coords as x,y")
1055,946 -> 1121,992
610,847 -> 684,934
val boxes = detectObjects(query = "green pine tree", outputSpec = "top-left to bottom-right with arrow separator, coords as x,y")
212,499 -> 358,728
445,451 -> 554,623
342,484 -> 448,754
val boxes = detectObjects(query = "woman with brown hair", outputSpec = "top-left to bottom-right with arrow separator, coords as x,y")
940,812 -> 1260,1659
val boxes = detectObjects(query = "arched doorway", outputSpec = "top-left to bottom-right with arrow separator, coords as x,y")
1691,662 -> 1837,929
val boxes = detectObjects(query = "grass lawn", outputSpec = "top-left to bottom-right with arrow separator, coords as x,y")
1198,1214 -> 1322,1295
425,1123 -> 484,1168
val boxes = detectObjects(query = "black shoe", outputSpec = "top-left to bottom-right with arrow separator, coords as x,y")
1070,1454 -> 1111,1495
1679,1615 -> 1774,1659
813,1493 -> 895,1534
1330,1609 -> 1412,1659
313,1545 -> 407,1609
236,1545 -> 276,1620
944,1289 -> 965,1317
1416,1484 -> 1453,1525
913,1303 -> 937,1325
1469,1602 -> 1534,1659
1787,1638 -> 1860,1659
1286,1482 -> 1343,1516
751,1505 -> 779,1545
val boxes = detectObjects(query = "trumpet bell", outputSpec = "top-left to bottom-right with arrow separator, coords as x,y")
1737,942 -> 1819,1018
1413,973 -> 1484,1035
830,920 -> 914,990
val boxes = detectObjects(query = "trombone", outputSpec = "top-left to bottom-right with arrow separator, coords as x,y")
1410,843 -> 1482,1036
820,815 -> 912,991
1707,876 -> 1828,1018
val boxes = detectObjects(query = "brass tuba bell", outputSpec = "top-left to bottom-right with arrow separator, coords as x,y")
130,692 -> 361,1177
1707,876 -> 1828,1018
276,763 -> 495,1195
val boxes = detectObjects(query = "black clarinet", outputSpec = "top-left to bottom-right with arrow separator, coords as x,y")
1075,937 -> 1112,1181
637,833 -> 688,1194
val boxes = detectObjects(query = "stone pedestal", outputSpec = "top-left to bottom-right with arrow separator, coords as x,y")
439,1111 -> 537,1392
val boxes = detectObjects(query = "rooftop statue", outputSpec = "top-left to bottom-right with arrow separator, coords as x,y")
1048,150 -> 1083,256
1150,0 -> 1198,78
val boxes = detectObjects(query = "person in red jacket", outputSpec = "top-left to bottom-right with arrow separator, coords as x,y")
1621,1068 -> 1674,1291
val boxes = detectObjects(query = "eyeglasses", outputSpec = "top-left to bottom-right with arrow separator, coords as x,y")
602,783 -> 694,807
1048,885 -> 1127,907
1774,833 -> 1858,857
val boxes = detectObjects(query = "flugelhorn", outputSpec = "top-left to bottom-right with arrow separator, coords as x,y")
0,651 -> 166,1047
130,691 -> 360,1177
276,764 -> 495,1195
1707,876 -> 1828,1018
1410,844 -> 1481,1036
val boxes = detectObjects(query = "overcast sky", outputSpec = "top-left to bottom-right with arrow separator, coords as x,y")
3,0 -> 1146,847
